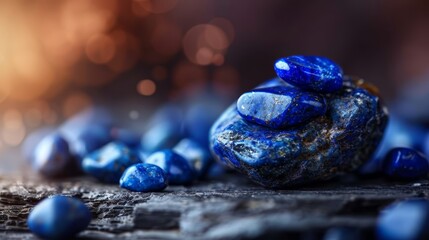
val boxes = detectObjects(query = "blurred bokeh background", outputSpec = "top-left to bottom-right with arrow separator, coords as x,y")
1,0 -> 429,174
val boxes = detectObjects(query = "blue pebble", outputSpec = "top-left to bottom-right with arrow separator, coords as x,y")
120,163 -> 168,192
236,86 -> 327,128
183,94 -> 228,151
377,199 -> 429,240
82,142 -> 141,183
382,148 -> 429,180
60,108 -> 112,161
274,56 -> 343,93
22,127 -> 56,163
27,195 -> 91,239
145,149 -> 195,185
173,139 -> 213,178
141,104 -> 185,153
32,133 -> 71,178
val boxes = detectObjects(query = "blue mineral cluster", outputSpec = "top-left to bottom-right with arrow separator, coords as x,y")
23,93 -> 225,193
210,56 -> 389,188
27,195 -> 91,239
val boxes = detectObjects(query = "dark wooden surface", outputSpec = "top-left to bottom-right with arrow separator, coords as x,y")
0,173 -> 428,239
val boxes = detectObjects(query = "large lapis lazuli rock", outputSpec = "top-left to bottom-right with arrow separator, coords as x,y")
237,86 -> 327,128
274,56 -> 343,93
210,78 -> 388,188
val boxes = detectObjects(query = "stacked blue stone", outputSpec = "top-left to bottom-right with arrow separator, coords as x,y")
145,149 -> 196,185
82,142 -> 141,184
377,199 -> 429,240
237,86 -> 327,128
120,163 -> 168,192
382,148 -> 429,180
210,55 -> 389,188
31,133 -> 71,178
274,56 -> 343,93
27,195 -> 91,239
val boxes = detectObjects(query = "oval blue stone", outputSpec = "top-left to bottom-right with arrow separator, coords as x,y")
120,163 -> 168,192
145,149 -> 195,185
274,56 -> 343,93
27,195 -> 91,239
382,147 -> 429,180
173,139 -> 213,178
82,142 -> 141,184
32,133 -> 71,178
236,86 -> 327,128
377,199 -> 429,240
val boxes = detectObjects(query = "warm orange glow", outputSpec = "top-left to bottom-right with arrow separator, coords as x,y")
86,34 -> 116,64
183,24 -> 232,66
133,0 -> 178,14
137,79 -> 157,96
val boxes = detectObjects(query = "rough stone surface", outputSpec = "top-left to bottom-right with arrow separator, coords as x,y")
210,78 -> 388,188
1,175 -> 429,239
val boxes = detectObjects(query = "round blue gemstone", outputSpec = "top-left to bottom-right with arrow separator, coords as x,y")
382,147 -> 429,180
27,195 -> 91,239
82,142 -> 141,184
377,199 -> 429,240
274,56 -> 343,93
32,133 -> 71,178
236,86 -> 327,128
173,139 -> 213,178
120,163 -> 168,192
145,149 -> 195,185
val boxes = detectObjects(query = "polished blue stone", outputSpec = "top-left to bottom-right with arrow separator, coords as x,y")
141,104 -> 185,153
22,127 -> 55,163
210,78 -> 388,188
173,139 -> 213,178
145,149 -> 195,185
382,148 -> 429,180
32,133 -> 71,178
183,94 -> 228,151
27,195 -> 91,239
82,142 -> 141,183
120,163 -> 168,192
60,107 -> 112,161
377,199 -> 429,240
236,86 -> 327,128
274,56 -> 343,93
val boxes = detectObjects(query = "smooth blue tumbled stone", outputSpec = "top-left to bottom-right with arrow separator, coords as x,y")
145,149 -> 195,185
82,142 -> 141,183
274,56 -> 343,93
32,133 -> 71,178
141,104 -> 185,153
236,86 -> 327,128
27,195 -> 91,239
120,163 -> 168,192
22,127 -> 56,163
60,108 -> 112,161
382,148 -> 429,180
377,199 -> 429,240
173,139 -> 212,178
